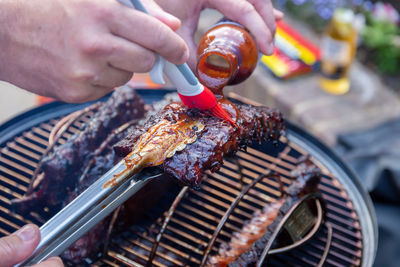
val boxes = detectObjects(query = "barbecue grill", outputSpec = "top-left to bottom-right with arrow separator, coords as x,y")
0,89 -> 377,266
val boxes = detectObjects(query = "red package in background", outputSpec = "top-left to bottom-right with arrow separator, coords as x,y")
260,20 -> 321,79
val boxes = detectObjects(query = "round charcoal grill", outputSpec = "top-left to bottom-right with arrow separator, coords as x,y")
0,89 -> 377,266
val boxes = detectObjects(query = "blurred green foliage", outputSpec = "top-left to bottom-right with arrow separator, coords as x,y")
361,18 -> 400,74
283,1 -> 329,33
273,0 -> 400,75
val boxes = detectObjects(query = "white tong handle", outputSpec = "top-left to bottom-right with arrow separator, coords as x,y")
118,0 -> 204,96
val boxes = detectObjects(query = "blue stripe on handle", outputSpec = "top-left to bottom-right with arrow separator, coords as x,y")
129,0 -> 149,13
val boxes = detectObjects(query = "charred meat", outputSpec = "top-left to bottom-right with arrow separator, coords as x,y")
11,90 -> 287,263
114,100 -> 286,187
12,87 -> 145,215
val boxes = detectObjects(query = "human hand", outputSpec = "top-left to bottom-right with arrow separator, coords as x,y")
0,0 -> 188,103
0,224 -> 63,267
155,0 -> 283,68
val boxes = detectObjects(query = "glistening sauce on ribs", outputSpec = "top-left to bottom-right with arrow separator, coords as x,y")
10,87 -> 148,262
104,116 -> 204,188
114,101 -> 285,187
12,86 -> 286,263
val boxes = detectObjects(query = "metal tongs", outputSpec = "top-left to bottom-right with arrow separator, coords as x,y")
17,161 -> 163,266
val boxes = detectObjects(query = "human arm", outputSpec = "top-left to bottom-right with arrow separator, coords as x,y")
0,0 -> 188,102
0,0 -> 281,103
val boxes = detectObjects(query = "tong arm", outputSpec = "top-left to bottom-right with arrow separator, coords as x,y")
17,160 -> 163,266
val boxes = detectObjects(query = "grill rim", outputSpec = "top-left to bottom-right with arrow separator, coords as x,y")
0,88 -> 377,266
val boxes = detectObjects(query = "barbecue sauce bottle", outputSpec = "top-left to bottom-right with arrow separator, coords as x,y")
196,20 -> 259,95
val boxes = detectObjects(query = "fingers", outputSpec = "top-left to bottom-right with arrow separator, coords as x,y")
143,0 -> 181,31
60,83 -> 114,103
57,63 -> 116,103
0,225 -> 63,267
168,20 -> 198,70
80,85 -> 115,103
110,5 -> 189,64
91,65 -> 132,88
248,0 -> 276,38
0,224 -> 40,267
206,0 -> 280,55
273,8 -> 284,20
32,257 -> 64,267
106,37 -> 156,73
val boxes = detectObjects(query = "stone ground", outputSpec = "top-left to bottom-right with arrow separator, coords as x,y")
0,81 -> 36,124
228,60 -> 400,146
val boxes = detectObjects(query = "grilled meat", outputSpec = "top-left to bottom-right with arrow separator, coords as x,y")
114,100 -> 286,187
12,86 -> 145,215
207,198 -> 283,267
60,124 -> 178,263
11,89 -> 286,263
11,92 -> 183,263
208,158 -> 321,267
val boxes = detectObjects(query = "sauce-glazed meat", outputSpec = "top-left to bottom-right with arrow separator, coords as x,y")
10,89 -> 286,264
114,100 -> 286,187
210,158 -> 321,267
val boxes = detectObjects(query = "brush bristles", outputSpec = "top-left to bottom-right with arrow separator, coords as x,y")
211,104 -> 237,126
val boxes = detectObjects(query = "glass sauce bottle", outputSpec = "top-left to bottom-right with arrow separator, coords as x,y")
319,8 -> 357,94
196,20 -> 259,95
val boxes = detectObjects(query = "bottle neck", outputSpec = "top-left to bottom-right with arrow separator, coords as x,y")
196,43 -> 241,95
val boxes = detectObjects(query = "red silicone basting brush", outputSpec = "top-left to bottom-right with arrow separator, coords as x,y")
164,63 -> 236,126
163,62 -> 236,126
178,85 -> 236,126
119,0 -> 236,126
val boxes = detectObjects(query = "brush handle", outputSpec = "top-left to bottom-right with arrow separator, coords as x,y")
119,0 -> 204,96
118,0 -> 164,84
119,0 -> 234,124
164,62 -> 204,96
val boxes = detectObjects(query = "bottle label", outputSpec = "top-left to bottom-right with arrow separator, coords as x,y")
321,36 -> 350,65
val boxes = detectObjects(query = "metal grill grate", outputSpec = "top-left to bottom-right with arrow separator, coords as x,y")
90,142 -> 362,267
0,93 -> 374,267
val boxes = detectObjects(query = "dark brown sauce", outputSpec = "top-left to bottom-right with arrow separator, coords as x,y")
197,22 -> 258,94
197,53 -> 235,95
114,101 -> 286,187
104,113 -> 204,188
103,168 -> 129,188
217,96 -> 239,122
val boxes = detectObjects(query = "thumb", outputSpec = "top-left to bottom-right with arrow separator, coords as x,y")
273,8 -> 284,20
0,224 -> 40,267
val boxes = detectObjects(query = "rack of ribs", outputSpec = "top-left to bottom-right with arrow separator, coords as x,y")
113,100 -> 286,187
11,87 -> 146,215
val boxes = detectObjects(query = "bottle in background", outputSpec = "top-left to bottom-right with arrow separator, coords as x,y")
196,20 -> 259,95
319,8 -> 357,95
